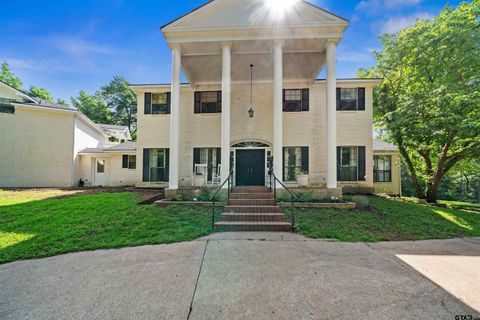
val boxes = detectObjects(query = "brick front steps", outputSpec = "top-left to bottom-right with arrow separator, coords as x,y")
214,186 -> 292,232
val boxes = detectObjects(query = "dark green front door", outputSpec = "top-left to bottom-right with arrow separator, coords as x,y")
235,150 -> 265,186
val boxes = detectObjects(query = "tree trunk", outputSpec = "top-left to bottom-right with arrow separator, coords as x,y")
425,173 -> 444,203
399,147 -> 425,198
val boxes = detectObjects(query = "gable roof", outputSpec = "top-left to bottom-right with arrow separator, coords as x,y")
0,80 -> 38,104
373,139 -> 398,152
80,141 -> 137,154
97,123 -> 132,141
161,0 -> 348,32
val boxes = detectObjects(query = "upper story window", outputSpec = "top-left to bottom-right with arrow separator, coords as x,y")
374,155 -> 392,182
336,88 -> 365,111
0,98 -> 15,114
144,93 -> 171,115
283,89 -> 309,112
194,91 -> 222,114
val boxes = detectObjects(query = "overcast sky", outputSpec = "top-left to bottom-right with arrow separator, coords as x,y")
0,0 -> 463,102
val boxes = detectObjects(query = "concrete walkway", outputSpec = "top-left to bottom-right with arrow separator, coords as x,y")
1,234 -> 479,320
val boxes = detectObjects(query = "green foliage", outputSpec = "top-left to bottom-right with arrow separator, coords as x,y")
293,196 -> 480,242
0,191 -> 213,264
101,76 -> 137,134
0,62 -> 22,90
360,1 -> 480,202
197,187 -> 212,201
56,98 -> 69,108
71,90 -> 112,124
27,86 -> 54,102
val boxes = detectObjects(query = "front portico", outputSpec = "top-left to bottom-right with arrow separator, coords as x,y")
161,0 -> 348,193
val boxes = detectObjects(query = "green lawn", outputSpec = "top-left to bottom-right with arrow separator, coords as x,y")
291,196 -> 480,242
0,191 -> 213,264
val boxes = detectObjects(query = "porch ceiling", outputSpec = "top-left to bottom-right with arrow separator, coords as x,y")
180,38 -> 327,84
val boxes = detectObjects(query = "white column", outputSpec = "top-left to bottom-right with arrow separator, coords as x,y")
221,42 -> 232,184
326,41 -> 337,189
273,40 -> 283,181
169,45 -> 181,189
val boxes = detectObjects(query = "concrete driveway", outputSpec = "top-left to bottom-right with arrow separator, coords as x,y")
1,233 -> 479,320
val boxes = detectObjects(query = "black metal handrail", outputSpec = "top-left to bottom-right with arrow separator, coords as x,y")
211,169 -> 234,230
268,159 -> 298,231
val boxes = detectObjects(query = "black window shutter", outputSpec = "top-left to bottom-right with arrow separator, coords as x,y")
166,92 -> 171,114
143,149 -> 150,182
122,155 -> 129,169
302,89 -> 309,111
194,92 -> 201,113
193,148 -> 200,172
358,88 -> 365,111
217,91 -> 222,113
337,147 -> 341,181
282,90 -> 286,111
165,149 -> 170,182
144,93 -> 152,115
336,88 -> 341,110
358,146 -> 366,181
301,147 -> 309,173
216,148 -> 221,165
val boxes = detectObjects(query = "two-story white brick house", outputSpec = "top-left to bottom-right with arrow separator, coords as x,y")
130,0 -> 400,197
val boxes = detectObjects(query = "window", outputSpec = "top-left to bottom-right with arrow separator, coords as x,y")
142,149 -> 169,182
283,147 -> 309,182
144,92 -> 170,115
97,160 -> 105,173
339,147 -> 357,181
283,89 -> 309,112
336,88 -> 365,111
374,155 -> 392,182
194,91 -> 222,113
0,98 -> 15,114
337,146 -> 366,182
193,148 -> 221,182
122,155 -> 137,170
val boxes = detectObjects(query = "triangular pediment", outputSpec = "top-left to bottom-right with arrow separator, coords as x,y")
162,0 -> 348,31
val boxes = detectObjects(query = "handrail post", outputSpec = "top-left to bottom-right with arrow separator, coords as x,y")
212,199 -> 216,230
291,194 -> 295,231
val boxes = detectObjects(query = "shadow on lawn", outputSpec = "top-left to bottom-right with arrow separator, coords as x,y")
0,192 -> 212,264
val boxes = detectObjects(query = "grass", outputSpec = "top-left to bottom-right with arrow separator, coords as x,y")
290,196 -> 480,242
0,190 -> 213,264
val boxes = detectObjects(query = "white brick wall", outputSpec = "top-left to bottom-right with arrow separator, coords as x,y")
135,80 -> 377,189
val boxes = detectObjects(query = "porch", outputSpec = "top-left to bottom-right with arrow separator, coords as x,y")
160,0 -> 348,194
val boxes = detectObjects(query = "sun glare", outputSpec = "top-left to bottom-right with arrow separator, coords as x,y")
264,0 -> 301,19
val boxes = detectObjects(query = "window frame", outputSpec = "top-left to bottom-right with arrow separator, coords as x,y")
336,87 -> 365,111
283,146 -> 309,182
143,148 -> 169,182
194,91 -> 222,114
122,155 -> 137,170
338,146 -> 359,182
374,155 -> 392,183
283,89 -> 309,112
144,92 -> 171,115
193,148 -> 221,182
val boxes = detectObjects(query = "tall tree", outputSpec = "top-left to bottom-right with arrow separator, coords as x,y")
359,1 -> 480,203
71,91 -> 112,124
101,76 -> 137,133
27,86 -> 54,102
0,62 -> 22,90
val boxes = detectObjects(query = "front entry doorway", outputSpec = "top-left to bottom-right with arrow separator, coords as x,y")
235,149 -> 265,186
